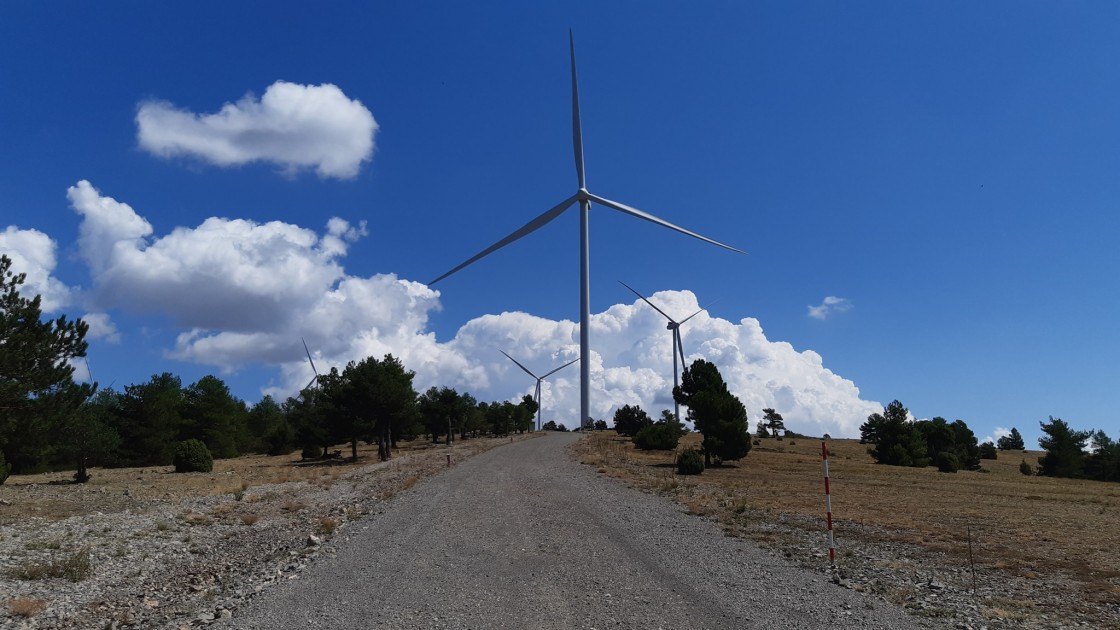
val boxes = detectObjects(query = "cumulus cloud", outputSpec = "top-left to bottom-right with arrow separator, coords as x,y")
81,312 -> 120,344
69,180 -> 353,332
256,288 -> 881,439
808,295 -> 852,320
136,81 -> 377,179
65,182 -> 884,438
0,226 -> 73,312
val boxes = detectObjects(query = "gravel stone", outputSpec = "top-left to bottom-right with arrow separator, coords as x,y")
218,434 -> 944,629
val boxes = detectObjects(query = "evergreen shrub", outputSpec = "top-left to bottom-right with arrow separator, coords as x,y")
676,448 -> 704,475
633,423 -> 681,450
173,439 -> 213,473
935,451 -> 959,473
979,442 -> 998,460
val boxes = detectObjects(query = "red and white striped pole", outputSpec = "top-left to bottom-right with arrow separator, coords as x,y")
822,441 -> 836,567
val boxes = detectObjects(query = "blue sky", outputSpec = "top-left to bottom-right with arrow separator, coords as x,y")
2,2 -> 1116,445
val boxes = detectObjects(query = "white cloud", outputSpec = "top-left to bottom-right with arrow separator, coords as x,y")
69,180 -> 352,332
136,81 -> 377,179
0,226 -> 73,312
808,295 -> 852,320
65,182 -> 884,438
82,312 -> 120,344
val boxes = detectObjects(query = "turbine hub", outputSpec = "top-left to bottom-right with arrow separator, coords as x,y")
577,188 -> 590,201
667,322 -> 678,330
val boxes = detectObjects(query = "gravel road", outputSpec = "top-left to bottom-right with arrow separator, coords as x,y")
220,434 -> 942,630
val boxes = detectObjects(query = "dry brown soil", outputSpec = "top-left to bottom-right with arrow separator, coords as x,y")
575,432 -> 1120,629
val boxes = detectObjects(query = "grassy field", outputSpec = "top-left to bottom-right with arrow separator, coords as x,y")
576,431 -> 1120,625
0,437 -> 478,523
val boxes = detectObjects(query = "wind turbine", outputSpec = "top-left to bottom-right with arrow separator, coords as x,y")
430,32 -> 744,431
301,337 -> 321,393
619,281 -> 711,423
500,351 -> 579,431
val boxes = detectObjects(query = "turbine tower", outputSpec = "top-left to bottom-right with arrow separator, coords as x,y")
500,351 -> 579,431
619,281 -> 711,423
430,32 -> 744,431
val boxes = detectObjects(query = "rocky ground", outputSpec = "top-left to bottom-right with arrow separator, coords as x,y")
0,437 -> 506,630
719,507 -> 1113,630
2,433 -> 1116,629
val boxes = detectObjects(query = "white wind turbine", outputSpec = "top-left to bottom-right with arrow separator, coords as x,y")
619,281 -> 712,423
500,351 -> 579,431
430,32 -> 744,430
301,337 -> 321,393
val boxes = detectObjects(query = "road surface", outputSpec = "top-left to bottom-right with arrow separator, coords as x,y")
220,433 -> 938,629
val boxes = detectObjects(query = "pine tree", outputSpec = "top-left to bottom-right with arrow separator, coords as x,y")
673,359 -> 750,466
997,427 -> 1026,451
1037,417 -> 1089,478
0,255 -> 91,476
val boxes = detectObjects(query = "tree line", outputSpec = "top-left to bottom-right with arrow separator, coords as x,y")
0,254 -> 541,483
858,398 -> 1120,482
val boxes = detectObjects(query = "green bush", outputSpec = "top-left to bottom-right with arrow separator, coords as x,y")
978,442 -> 997,460
265,423 -> 296,456
935,451 -> 959,473
1019,459 -> 1033,476
0,450 -> 10,485
173,439 -> 213,473
633,423 -> 682,451
676,448 -> 704,475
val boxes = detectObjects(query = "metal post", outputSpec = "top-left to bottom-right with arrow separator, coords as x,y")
822,441 -> 836,567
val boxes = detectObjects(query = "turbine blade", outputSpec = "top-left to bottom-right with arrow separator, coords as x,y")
676,330 -> 687,371
501,350 -> 540,380
570,30 -> 586,190
679,298 -> 720,325
306,375 -> 317,391
679,308 -> 705,325
618,280 -> 674,322
588,193 -> 746,254
430,195 -> 579,285
302,337 -> 319,376
541,357 -> 579,379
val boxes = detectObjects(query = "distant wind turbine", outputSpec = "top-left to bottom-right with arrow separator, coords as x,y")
501,351 -> 579,431
619,281 -> 713,423
430,32 -> 744,429
302,337 -> 321,393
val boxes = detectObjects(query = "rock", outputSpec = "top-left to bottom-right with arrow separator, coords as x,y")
306,534 -> 322,547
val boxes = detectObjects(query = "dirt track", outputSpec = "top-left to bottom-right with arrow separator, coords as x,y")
220,433 -> 940,630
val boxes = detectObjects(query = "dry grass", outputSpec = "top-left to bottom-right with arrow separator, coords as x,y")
180,510 -> 211,526
238,513 -> 259,526
317,517 -> 338,535
576,432 -> 1120,610
5,549 -> 92,582
0,441 -> 447,522
7,597 -> 47,617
